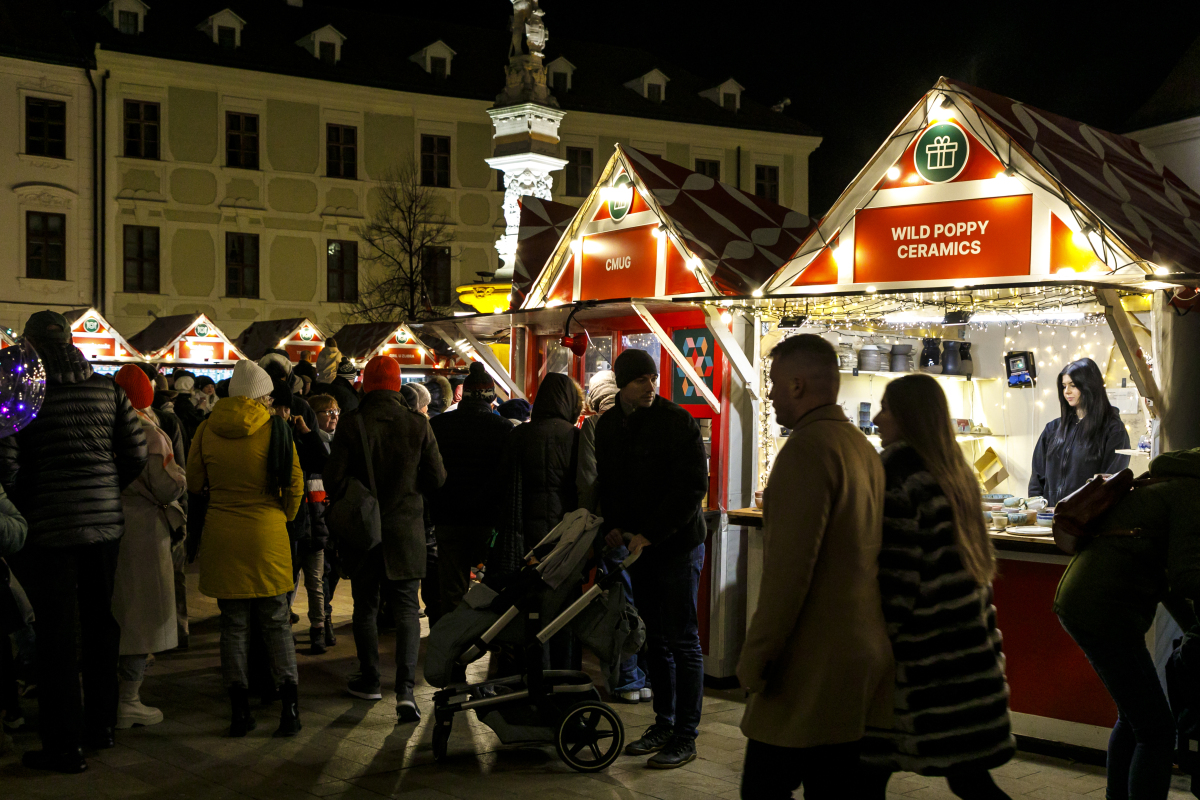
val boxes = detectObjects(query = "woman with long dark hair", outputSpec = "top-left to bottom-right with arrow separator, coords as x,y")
1030,358 -> 1130,505
861,374 -> 1015,799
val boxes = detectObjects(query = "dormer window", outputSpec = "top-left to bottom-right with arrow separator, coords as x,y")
624,69 -> 670,103
296,25 -> 346,65
197,9 -> 246,49
547,56 -> 576,94
103,0 -> 148,35
701,78 -> 744,112
409,40 -> 456,77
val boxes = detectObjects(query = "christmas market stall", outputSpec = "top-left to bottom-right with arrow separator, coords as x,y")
128,313 -> 246,381
331,321 -> 467,383
233,318 -> 327,364
741,77 -> 1199,752
416,145 -> 817,681
63,308 -> 143,376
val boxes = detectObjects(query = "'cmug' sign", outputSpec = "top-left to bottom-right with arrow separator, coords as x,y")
579,225 -> 657,300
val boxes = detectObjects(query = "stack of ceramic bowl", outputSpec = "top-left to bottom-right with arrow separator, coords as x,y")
858,345 -> 884,372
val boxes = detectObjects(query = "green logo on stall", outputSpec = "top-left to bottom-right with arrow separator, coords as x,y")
83,318 -> 99,333
609,173 -> 633,222
195,323 -> 211,337
914,121 -> 969,184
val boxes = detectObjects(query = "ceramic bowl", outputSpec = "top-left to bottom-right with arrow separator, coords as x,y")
1036,512 -> 1054,528
1007,511 -> 1029,525
990,511 -> 1009,530
983,493 -> 1014,502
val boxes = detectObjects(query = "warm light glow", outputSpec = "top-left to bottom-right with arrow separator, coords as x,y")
1154,266 -> 1170,276
1056,267 -> 1077,275
570,240 -> 582,256
720,311 -> 733,325
886,166 -> 900,181
752,288 -> 763,298
929,98 -> 956,122
905,173 -> 921,184
547,299 -> 563,308
278,339 -> 288,348
687,257 -> 702,272
833,243 -> 852,266
865,285 -> 877,293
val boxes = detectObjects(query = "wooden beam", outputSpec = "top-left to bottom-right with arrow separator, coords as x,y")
631,302 -> 720,412
703,306 -> 759,400
452,324 -> 526,400
1097,287 -> 1162,419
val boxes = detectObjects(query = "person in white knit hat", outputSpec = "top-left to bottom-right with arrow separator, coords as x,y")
186,358 -> 305,739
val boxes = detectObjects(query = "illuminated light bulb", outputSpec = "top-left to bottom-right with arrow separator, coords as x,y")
865,286 -> 877,293
687,257 -> 702,272
752,288 -> 763,298
1154,266 -> 1170,276
886,166 -> 901,180
1036,401 -> 1045,408
651,225 -> 664,240
720,311 -> 733,325
570,240 -> 582,256
1057,267 -> 1076,275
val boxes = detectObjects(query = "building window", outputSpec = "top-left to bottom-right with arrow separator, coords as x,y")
225,233 -> 259,298
565,147 -> 593,197
695,159 -> 720,180
327,240 -> 358,302
218,25 -> 236,49
755,165 -> 779,203
647,83 -> 662,103
318,41 -> 336,64
26,97 -> 66,159
326,124 -> 357,179
123,225 -> 159,293
124,101 -> 160,160
420,135 -> 451,187
226,112 -> 259,170
421,246 -> 451,307
722,93 -> 737,111
496,170 -> 505,192
430,56 -> 447,79
552,71 -> 567,93
26,212 -> 66,280
118,10 -> 138,35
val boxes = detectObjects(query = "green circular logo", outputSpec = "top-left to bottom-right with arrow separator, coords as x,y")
396,328 -> 409,343
914,122 -> 969,183
299,327 -> 314,342
195,323 -> 210,337
609,173 -> 633,222
83,318 -> 99,334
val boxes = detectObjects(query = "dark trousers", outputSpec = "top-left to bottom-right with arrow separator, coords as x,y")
630,542 -> 704,739
435,524 -> 492,615
1060,617 -> 1175,800
859,764 -> 1011,799
741,738 -> 860,799
10,540 -> 121,751
323,549 -> 340,619
351,548 -> 421,700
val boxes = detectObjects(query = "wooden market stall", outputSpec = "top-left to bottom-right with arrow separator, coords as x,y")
127,313 -> 246,381
332,321 -> 467,383
63,308 -> 143,376
234,318 -> 327,364
746,77 -> 1197,752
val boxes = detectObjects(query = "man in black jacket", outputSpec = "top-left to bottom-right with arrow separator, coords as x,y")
596,348 -> 708,770
0,311 -> 147,773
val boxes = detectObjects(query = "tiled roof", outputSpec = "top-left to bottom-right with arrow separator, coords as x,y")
233,318 -> 309,361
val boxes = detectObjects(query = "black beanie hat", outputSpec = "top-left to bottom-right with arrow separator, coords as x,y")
614,348 -> 658,388
24,310 -> 71,345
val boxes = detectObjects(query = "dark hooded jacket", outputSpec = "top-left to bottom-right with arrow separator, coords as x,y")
0,342 -> 147,547
1029,411 -> 1130,505
503,373 -> 581,545
429,397 -> 514,527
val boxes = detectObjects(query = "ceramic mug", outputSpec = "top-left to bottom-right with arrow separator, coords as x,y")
1003,497 -> 1026,508
990,511 -> 1008,530
1026,497 -> 1048,512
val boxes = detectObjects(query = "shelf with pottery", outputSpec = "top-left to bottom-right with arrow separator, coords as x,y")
866,433 -> 1006,445
839,369 -> 998,382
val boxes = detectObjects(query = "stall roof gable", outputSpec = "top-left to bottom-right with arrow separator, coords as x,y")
64,307 -> 142,357
331,321 -> 408,360
128,313 -> 243,358
234,318 -> 323,361
512,196 -> 578,310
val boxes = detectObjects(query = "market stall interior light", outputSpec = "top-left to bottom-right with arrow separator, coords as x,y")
886,166 -> 900,180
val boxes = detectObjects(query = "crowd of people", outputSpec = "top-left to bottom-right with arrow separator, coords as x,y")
0,315 -> 1192,800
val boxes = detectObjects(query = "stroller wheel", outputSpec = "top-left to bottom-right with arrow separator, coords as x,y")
554,701 -> 624,773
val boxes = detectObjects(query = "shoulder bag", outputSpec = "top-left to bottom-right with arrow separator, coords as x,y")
326,414 -> 382,557
1052,469 -> 1164,555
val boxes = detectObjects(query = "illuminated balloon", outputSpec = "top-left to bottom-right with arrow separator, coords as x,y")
0,340 -> 46,439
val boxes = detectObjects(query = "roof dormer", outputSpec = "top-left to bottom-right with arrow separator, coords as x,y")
296,24 -> 346,65
409,40 -> 456,79
547,56 -> 575,94
197,8 -> 246,50
102,0 -> 149,35
624,69 -> 670,103
700,78 -> 744,112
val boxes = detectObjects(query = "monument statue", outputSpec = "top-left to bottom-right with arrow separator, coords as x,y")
509,1 -> 547,59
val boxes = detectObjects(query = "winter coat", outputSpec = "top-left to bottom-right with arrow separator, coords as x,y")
1056,448 -> 1200,640
113,413 -> 187,655
315,345 -> 343,384
325,390 -> 446,580
173,395 -> 207,453
861,442 -> 1014,775
0,485 -> 26,558
737,404 -> 893,749
428,398 -> 513,528
503,373 -> 580,546
293,428 -> 331,550
1029,411 -> 1130,506
0,343 -> 147,548
186,396 -> 303,599
594,394 -> 707,559
577,374 -> 619,513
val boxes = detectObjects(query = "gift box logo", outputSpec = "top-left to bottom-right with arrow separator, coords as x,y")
914,121 -> 970,183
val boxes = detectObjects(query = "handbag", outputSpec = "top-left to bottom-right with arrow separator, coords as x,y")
326,415 -> 382,558
1052,469 -> 1163,555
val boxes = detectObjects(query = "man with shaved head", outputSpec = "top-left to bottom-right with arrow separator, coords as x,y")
736,334 -> 893,799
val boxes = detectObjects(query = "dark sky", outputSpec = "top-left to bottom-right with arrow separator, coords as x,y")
365,0 -> 1200,217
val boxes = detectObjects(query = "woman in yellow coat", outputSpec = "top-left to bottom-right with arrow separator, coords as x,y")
186,360 -> 303,738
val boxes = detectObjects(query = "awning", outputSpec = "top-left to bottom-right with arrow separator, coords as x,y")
234,318 -> 326,362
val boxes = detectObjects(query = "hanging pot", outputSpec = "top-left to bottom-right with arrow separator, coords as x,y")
959,341 -> 974,376
919,338 -> 941,373
941,340 -> 962,375
889,343 -> 912,373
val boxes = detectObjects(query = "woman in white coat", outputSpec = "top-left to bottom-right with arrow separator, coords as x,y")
112,366 -> 187,729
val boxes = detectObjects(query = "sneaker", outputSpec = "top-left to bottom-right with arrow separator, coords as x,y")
639,687 -> 653,701
647,736 -> 696,769
396,699 -> 420,723
347,677 -> 382,701
624,722 -> 674,756
614,690 -> 640,704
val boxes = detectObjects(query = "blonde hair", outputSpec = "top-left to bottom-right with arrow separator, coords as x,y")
882,374 -> 995,585
309,394 -> 339,413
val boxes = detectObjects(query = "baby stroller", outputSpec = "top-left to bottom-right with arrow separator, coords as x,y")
424,509 -> 644,772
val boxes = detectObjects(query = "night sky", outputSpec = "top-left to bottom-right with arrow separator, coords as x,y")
363,1 -> 1200,217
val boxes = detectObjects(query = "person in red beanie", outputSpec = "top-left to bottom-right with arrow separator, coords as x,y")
325,356 -> 445,722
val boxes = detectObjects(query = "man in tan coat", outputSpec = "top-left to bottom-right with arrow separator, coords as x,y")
737,334 -> 893,799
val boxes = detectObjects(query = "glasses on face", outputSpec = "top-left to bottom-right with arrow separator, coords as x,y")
317,409 -> 340,417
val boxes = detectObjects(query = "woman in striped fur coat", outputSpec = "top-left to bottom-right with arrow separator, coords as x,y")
860,374 -> 1016,799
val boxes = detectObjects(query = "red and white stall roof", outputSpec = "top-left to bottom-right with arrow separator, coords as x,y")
64,308 -> 142,362
332,321 -> 465,369
0,328 -> 16,349
764,77 -> 1199,296
234,318 -> 326,363
511,196 -> 577,311
523,145 -> 816,308
128,313 -> 246,365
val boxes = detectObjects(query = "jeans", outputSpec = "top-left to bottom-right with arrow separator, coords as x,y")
9,539 -> 122,751
603,545 -> 647,693
351,547 -> 421,700
117,654 -> 147,683
1059,616 -> 1175,800
741,738 -> 860,799
217,594 -> 299,689
291,548 -> 326,628
630,542 -> 704,738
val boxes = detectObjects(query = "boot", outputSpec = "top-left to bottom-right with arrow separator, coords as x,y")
309,626 -> 327,656
274,682 -> 301,737
324,616 -> 336,647
115,680 -> 163,729
228,685 -> 256,738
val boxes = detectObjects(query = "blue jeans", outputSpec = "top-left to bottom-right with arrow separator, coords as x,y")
630,542 -> 705,738
601,545 -> 647,693
351,548 -> 421,701
1059,616 -> 1175,800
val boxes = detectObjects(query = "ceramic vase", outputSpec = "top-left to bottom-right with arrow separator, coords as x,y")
889,343 -> 912,373
941,340 -> 962,375
920,338 -> 941,370
959,341 -> 974,376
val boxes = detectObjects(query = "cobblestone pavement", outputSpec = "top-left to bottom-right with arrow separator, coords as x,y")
1,569 -> 1194,799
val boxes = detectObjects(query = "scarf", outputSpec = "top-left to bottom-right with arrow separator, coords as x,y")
266,414 -> 295,501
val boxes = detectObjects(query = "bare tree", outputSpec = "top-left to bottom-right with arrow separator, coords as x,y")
349,161 -> 455,323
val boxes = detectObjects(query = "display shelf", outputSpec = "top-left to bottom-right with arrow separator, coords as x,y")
867,433 -> 1006,444
839,368 -> 997,382
1115,449 -> 1151,457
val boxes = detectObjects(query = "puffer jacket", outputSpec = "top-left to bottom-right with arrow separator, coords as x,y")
504,373 -> 581,545
0,342 -> 147,547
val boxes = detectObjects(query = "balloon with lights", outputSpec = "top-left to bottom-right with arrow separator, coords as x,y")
0,339 -> 47,439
